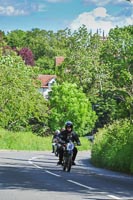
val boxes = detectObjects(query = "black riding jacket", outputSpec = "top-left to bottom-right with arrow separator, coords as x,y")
58,129 -> 81,146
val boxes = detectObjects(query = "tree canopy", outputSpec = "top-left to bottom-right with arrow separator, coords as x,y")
0,53 -> 48,132
48,82 -> 97,136
0,25 -> 132,134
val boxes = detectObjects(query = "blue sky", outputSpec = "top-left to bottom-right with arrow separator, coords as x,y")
0,0 -> 133,34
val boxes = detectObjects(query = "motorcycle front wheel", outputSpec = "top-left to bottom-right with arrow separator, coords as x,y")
63,156 -> 72,172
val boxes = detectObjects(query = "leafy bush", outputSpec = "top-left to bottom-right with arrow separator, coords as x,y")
48,82 -> 97,136
91,119 -> 133,174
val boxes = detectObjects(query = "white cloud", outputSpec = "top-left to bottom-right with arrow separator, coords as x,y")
69,7 -> 114,35
0,1 -> 46,15
0,5 -> 27,16
69,6 -> 133,35
131,0 -> 133,3
82,0 -> 130,6
82,0 -> 110,6
91,7 -> 108,17
38,4 -> 47,12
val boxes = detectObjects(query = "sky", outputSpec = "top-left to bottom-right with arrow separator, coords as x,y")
0,0 -> 133,35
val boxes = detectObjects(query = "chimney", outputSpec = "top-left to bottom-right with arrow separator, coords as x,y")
55,56 -> 64,66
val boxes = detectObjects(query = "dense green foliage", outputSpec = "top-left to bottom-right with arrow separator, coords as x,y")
0,25 -> 132,173
1,26 -> 132,132
49,82 -> 97,135
0,54 -> 48,132
91,120 -> 133,174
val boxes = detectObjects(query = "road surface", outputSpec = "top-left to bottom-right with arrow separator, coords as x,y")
0,150 -> 133,200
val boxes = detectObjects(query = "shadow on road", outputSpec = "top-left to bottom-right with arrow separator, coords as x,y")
0,151 -> 133,200
0,155 -> 132,200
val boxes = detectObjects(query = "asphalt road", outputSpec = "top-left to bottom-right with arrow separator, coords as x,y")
0,150 -> 133,200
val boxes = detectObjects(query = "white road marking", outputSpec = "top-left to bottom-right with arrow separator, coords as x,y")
67,179 -> 94,190
28,155 -> 123,200
29,156 -> 61,177
108,195 -> 121,199
45,170 -> 61,177
68,180 -> 122,199
29,157 -> 43,169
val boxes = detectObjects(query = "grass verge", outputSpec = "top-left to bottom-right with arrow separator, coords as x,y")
0,128 -> 91,151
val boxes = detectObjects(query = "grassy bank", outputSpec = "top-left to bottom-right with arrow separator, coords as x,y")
91,120 -> 133,174
0,128 -> 91,151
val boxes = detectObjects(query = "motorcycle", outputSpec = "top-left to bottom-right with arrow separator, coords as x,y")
62,140 -> 74,172
52,138 -> 61,156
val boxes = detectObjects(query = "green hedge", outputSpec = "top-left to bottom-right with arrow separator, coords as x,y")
91,120 -> 133,174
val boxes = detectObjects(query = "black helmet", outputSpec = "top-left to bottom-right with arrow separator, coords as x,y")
65,121 -> 73,129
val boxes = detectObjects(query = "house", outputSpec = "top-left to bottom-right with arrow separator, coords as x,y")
37,57 -> 64,99
38,74 -> 56,99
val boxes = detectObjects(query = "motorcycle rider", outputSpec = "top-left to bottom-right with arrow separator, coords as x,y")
57,121 -> 81,165
52,129 -> 60,154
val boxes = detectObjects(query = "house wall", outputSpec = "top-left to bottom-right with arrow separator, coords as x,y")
39,78 -> 56,99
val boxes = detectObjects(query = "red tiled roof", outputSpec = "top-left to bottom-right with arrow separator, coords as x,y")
38,75 -> 56,88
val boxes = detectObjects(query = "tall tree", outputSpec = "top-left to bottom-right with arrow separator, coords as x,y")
6,30 -> 26,48
18,47 -> 35,66
48,82 -> 97,136
0,54 -> 48,132
101,26 -> 133,121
